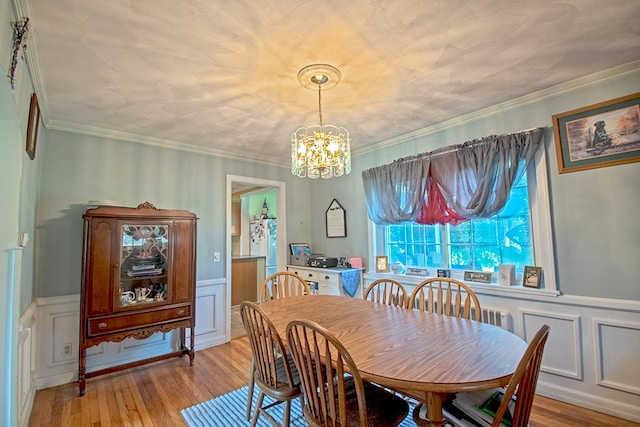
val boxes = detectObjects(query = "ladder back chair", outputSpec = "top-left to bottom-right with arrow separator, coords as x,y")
246,271 -> 310,420
408,277 -> 482,321
240,301 -> 304,427
286,319 -> 410,427
259,271 -> 310,301
489,324 -> 550,427
363,278 -> 409,308
437,324 -> 551,427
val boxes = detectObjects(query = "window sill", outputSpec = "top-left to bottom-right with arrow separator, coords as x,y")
363,272 -> 561,299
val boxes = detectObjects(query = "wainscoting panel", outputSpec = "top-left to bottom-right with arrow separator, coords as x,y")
363,274 -> 640,422
593,318 -> 640,395
18,304 -> 36,427
34,278 -> 226,391
190,279 -> 226,350
521,309 -> 583,380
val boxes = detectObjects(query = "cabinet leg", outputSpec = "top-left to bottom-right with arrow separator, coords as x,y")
189,326 -> 195,366
78,348 -> 86,396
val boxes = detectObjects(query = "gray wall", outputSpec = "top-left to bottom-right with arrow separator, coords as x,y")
308,65 -> 640,300
36,130 -> 313,298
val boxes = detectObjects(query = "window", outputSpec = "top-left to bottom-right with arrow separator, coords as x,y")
382,174 -> 532,275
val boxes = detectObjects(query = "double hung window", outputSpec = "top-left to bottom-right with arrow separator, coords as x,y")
379,173 -> 532,275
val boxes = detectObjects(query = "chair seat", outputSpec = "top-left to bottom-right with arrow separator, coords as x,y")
254,353 -> 302,400
304,377 -> 409,427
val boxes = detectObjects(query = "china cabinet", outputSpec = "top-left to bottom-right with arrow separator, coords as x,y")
78,202 -> 197,396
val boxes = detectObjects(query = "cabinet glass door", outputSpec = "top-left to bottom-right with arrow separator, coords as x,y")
118,223 -> 170,308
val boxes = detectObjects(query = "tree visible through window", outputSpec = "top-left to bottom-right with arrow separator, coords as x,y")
382,174 -> 532,274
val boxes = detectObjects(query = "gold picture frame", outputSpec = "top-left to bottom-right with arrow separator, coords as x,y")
26,92 -> 40,160
552,92 -> 640,173
375,256 -> 388,273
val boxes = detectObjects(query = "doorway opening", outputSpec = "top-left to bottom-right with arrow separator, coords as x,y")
225,175 -> 287,341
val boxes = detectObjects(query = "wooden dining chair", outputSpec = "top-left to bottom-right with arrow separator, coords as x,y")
408,277 -> 482,321
363,278 -> 409,308
240,301 -> 304,427
286,319 -> 410,427
447,324 -> 551,427
259,271 -> 310,301
246,271 -> 309,419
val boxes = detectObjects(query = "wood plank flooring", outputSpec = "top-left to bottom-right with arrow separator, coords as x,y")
28,336 -> 638,427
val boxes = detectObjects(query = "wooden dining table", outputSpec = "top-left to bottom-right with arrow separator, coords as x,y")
259,294 -> 528,427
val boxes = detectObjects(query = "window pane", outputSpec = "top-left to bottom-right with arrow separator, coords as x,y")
379,171 -> 534,275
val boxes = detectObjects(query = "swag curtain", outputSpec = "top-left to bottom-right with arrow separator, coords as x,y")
362,127 -> 545,225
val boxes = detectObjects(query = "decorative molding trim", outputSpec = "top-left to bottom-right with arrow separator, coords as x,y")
33,279 -> 226,390
521,309 -> 583,380
593,318 -> 640,396
353,61 -> 640,158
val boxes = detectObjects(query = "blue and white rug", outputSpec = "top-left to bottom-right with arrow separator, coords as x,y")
181,385 -> 421,427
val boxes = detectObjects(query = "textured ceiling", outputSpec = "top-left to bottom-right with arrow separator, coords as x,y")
25,0 -> 640,167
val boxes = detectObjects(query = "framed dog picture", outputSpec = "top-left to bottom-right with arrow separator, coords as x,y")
552,92 -> 640,173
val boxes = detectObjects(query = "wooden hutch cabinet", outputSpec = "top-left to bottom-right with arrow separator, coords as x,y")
78,202 -> 197,396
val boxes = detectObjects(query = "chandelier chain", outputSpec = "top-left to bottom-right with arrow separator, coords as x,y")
318,85 -> 323,127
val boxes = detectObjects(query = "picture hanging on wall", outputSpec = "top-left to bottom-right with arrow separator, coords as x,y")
552,92 -> 640,173
325,198 -> 347,238
26,93 -> 40,160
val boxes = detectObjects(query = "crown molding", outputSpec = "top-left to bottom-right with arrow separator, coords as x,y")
352,60 -> 640,158
47,119 -> 290,169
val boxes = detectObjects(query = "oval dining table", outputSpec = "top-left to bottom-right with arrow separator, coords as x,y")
258,294 -> 528,427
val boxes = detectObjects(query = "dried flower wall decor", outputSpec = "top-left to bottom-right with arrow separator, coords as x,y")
9,17 -> 30,90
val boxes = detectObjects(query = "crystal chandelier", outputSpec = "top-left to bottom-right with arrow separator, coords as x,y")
291,64 -> 351,179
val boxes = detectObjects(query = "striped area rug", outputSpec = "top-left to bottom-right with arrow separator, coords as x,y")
181,385 -> 420,427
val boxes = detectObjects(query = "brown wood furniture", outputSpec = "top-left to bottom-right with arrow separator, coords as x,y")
259,271 -> 309,301
363,278 -> 409,308
408,277 -> 482,321
259,295 -> 528,427
245,270 -> 310,419
232,256 -> 266,305
78,202 -> 197,396
486,324 -> 550,427
240,301 -> 303,427
287,318 -> 410,426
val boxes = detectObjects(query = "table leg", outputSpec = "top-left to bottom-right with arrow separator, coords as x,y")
425,391 -> 448,427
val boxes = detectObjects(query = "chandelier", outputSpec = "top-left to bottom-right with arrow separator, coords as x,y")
291,64 -> 351,179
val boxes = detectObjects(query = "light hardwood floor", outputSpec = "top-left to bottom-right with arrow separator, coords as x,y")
27,335 -> 638,427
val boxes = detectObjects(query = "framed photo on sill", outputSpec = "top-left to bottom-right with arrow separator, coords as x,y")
375,256 -> 388,273
26,92 -> 40,160
552,92 -> 640,173
523,266 -> 542,288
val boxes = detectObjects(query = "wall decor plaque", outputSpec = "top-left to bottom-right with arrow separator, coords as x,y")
325,198 -> 346,238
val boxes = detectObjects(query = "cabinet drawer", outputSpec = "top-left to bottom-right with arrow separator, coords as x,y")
319,283 -> 341,296
88,305 -> 191,336
291,269 -> 339,284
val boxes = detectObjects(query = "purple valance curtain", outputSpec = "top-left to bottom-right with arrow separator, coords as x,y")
362,127 -> 545,225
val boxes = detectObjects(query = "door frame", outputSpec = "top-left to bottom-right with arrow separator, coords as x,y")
225,175 -> 287,341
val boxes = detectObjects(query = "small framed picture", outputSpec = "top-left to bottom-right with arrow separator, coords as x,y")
523,266 -> 542,288
375,256 -> 388,273
26,93 -> 40,160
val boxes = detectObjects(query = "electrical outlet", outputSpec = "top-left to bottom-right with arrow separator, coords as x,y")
213,252 -> 220,262
62,343 -> 72,356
